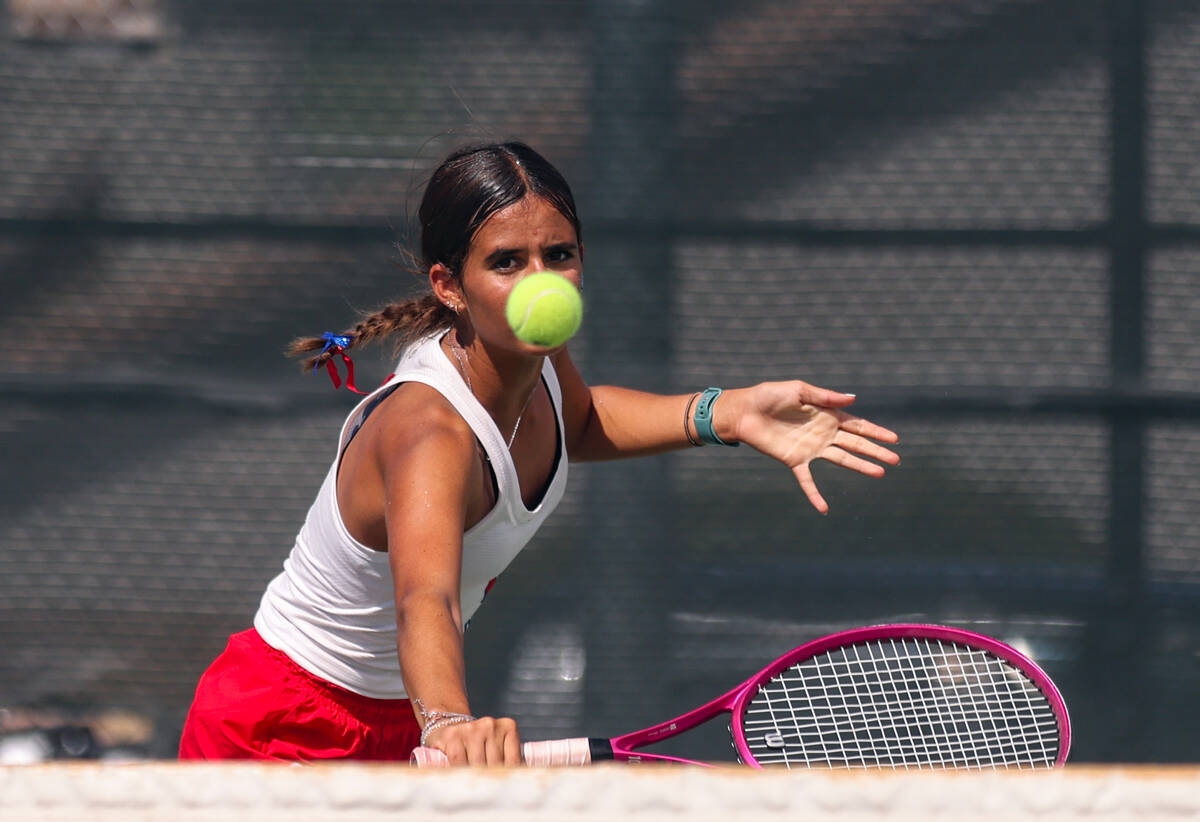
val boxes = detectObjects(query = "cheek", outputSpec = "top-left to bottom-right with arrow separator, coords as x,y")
467,280 -> 516,327
559,270 -> 584,296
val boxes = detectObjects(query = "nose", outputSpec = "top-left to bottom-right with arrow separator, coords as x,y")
528,254 -> 565,275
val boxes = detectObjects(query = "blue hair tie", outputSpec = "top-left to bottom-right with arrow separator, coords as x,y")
313,332 -> 366,394
315,332 -> 354,370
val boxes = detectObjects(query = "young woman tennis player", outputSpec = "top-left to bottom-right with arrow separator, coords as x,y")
178,142 -> 900,765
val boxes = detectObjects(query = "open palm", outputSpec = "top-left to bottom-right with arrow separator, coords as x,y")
732,381 -> 900,514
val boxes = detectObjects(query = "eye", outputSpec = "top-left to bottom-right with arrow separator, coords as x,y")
546,246 -> 577,266
492,255 -> 518,272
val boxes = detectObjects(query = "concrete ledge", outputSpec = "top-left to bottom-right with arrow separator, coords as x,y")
3,763 -> 1198,821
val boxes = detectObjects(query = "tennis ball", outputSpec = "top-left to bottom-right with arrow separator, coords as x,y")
505,271 -> 583,348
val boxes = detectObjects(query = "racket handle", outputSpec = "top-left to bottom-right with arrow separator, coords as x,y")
409,746 -> 450,767
409,737 -> 596,768
521,737 -> 593,766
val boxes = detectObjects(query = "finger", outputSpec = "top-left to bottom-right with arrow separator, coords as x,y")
833,431 -> 901,466
791,462 -> 829,514
797,383 -> 858,408
442,737 -> 469,766
484,732 -> 502,767
465,726 -> 488,766
821,445 -> 888,478
504,725 -> 522,766
837,415 -> 899,444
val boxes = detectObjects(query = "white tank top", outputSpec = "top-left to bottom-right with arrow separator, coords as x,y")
254,332 -> 569,699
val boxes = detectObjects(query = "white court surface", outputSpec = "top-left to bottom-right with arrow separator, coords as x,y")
3,763 -> 1200,821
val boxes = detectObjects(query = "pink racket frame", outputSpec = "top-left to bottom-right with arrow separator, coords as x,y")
605,623 -> 1071,768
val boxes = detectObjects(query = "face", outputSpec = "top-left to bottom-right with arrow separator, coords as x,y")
434,195 -> 583,353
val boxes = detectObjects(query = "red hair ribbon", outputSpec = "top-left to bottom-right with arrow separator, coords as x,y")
316,333 -> 367,394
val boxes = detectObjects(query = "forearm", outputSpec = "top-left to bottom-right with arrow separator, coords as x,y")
395,591 -> 471,717
570,384 -> 743,461
396,589 -> 522,765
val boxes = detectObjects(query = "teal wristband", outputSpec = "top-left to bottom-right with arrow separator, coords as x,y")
693,387 -> 739,447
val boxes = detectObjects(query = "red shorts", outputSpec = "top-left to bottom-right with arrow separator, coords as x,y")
179,628 -> 420,761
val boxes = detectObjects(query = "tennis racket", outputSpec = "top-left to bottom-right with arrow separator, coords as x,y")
410,623 -> 1070,769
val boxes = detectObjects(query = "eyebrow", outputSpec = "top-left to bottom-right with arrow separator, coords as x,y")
483,242 -> 579,263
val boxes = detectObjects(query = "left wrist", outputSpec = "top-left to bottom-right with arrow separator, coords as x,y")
711,387 -> 742,445
693,386 -> 741,447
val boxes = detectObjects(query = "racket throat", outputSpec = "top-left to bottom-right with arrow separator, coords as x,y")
588,738 -> 615,762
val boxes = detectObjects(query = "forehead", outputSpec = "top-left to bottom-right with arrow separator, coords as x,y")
470,196 -> 578,252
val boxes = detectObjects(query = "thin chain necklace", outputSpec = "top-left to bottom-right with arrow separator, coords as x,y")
449,331 -> 535,451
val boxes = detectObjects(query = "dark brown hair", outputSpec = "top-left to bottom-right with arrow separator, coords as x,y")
289,142 -> 582,372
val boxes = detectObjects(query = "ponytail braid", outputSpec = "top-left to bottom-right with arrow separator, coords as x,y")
287,294 -> 455,373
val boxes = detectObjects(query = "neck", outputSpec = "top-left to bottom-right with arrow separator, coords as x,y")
445,327 -> 543,425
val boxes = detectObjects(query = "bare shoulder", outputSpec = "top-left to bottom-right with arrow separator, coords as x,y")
368,382 -> 476,467
369,383 -> 483,552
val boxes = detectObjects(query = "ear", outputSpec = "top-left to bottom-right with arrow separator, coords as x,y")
429,263 -> 464,313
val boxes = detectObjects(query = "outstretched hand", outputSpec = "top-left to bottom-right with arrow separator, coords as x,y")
724,381 -> 900,514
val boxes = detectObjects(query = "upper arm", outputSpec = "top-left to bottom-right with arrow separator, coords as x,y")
551,347 -> 596,458
373,387 -> 480,618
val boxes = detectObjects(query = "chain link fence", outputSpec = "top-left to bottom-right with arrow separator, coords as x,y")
1,0 -> 1198,762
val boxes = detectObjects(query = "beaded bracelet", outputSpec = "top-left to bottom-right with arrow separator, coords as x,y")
420,714 -> 477,747
412,698 -> 471,723
413,698 -> 477,746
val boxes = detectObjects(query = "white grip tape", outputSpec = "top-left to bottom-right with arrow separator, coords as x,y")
409,737 -> 593,768
522,737 -> 592,766
409,746 -> 450,767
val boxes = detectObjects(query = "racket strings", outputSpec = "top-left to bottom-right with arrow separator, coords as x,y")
740,638 -> 1061,770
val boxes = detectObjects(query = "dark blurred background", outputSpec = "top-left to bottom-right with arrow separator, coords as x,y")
0,0 -> 1197,763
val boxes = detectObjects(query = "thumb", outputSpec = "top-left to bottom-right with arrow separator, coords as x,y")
799,384 -> 857,407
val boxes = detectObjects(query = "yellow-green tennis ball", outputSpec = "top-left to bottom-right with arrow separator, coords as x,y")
505,271 -> 583,348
